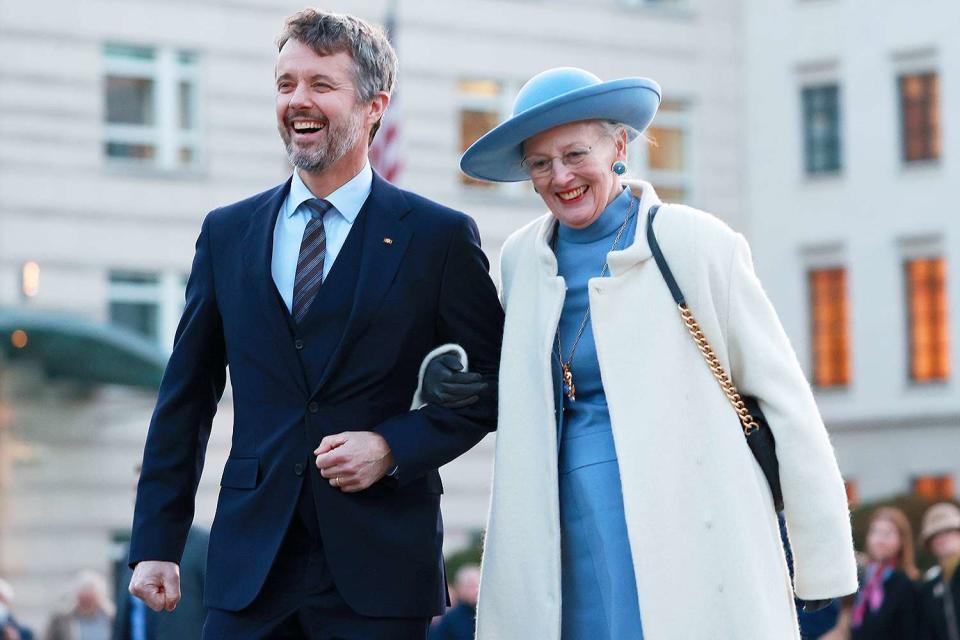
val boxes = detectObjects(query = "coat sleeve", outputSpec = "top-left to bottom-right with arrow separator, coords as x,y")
375,215 -> 504,485
724,233 -> 858,600
128,214 -> 227,567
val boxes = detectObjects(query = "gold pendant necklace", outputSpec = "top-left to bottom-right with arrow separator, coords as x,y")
556,197 -> 639,402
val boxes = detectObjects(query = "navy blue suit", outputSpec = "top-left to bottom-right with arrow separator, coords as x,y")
129,173 -> 503,626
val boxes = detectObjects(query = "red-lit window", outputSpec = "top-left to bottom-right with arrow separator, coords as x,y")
899,72 -> 940,163
906,257 -> 950,382
844,480 -> 859,507
809,268 -> 850,387
913,475 -> 955,501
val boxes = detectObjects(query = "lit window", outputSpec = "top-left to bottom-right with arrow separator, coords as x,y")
459,79 -> 503,188
913,474 -> 955,501
104,44 -> 200,170
844,480 -> 858,507
802,84 -> 842,175
809,267 -> 850,387
643,100 -> 691,203
899,72 -> 940,163
905,257 -> 950,382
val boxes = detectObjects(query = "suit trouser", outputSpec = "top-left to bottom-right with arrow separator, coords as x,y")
202,473 -> 431,640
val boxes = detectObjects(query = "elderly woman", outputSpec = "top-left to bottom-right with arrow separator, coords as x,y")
420,67 -> 859,640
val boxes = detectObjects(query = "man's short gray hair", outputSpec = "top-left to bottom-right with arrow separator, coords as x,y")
277,8 -> 399,143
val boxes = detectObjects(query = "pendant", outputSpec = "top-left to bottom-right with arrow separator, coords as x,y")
562,363 -> 576,402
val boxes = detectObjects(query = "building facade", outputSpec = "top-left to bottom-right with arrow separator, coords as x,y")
744,0 -> 959,505
0,0 -> 742,628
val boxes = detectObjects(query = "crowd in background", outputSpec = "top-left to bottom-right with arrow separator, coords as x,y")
1,501 -> 958,640
797,501 -> 960,640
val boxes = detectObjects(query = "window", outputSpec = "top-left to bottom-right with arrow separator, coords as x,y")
809,267 -> 850,387
899,72 -> 940,163
108,271 -> 186,348
802,84 -> 842,175
104,44 -> 200,170
844,480 -> 858,507
642,100 -> 691,203
905,256 -> 950,382
913,474 -> 955,501
459,79 -> 504,188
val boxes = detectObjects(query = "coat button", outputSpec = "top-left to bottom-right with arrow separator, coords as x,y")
308,402 -> 319,414
294,463 -> 305,476
294,338 -> 304,350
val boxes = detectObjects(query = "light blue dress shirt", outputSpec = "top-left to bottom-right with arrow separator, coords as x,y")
271,163 -> 373,312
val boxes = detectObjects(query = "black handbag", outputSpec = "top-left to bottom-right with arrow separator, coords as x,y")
646,204 -> 784,512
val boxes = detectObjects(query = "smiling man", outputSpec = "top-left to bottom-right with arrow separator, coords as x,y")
126,9 -> 503,640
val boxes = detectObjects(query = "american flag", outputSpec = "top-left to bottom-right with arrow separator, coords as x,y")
369,0 -> 403,183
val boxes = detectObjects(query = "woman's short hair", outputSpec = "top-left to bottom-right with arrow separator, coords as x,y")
276,9 -> 399,142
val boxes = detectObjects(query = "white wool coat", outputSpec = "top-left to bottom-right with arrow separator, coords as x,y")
474,181 -> 858,640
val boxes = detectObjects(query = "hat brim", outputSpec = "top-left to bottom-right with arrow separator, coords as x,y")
460,77 -> 661,183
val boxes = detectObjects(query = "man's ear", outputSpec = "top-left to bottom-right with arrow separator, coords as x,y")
367,91 -> 391,130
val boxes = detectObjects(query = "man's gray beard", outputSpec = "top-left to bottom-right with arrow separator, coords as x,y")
283,108 -> 366,174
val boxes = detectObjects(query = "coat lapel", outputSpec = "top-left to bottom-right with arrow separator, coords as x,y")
311,172 -> 413,396
240,178 -> 309,396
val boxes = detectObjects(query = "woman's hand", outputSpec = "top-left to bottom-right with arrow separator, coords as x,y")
422,351 -> 490,408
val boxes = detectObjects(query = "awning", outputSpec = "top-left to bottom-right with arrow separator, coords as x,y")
0,308 -> 168,389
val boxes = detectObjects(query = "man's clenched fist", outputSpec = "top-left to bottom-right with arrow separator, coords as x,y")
129,560 -> 181,612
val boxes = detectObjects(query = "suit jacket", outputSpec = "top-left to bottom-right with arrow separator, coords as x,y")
128,173 -> 503,618
114,527 -> 208,640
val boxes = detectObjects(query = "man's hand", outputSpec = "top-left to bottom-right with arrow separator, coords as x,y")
129,560 -> 181,612
315,431 -> 394,492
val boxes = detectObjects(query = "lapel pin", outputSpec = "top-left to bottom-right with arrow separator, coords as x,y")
383,237 -> 394,245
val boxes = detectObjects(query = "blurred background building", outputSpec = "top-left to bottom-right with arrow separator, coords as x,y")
744,0 -> 959,506
0,0 -> 953,630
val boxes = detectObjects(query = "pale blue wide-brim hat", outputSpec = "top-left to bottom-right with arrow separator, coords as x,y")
460,67 -> 661,183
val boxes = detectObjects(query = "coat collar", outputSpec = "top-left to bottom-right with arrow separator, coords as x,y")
533,179 -> 661,277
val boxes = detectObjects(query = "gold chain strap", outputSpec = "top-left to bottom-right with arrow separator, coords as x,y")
678,303 -> 761,436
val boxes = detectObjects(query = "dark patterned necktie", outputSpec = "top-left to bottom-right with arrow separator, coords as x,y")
292,198 -> 331,323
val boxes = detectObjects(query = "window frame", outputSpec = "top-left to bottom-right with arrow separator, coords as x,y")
808,265 -> 851,388
103,44 -> 202,172
801,83 -> 843,176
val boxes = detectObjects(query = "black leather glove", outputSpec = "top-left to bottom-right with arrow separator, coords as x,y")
422,352 -> 491,409
801,598 -> 833,613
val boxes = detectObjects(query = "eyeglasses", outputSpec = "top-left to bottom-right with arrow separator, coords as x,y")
520,136 -> 605,179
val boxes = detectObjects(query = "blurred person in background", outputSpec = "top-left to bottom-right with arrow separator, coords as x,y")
423,66 -> 858,640
918,502 -> 960,640
112,464 -> 208,640
849,506 -> 920,640
44,570 -> 113,640
427,565 -> 479,640
0,579 -> 33,640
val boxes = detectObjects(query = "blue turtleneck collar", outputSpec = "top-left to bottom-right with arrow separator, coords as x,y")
557,186 -> 634,244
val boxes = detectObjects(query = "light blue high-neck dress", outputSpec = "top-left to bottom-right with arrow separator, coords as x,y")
552,187 -> 644,639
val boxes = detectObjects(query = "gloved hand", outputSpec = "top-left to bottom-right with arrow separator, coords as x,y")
801,598 -> 833,613
422,351 -> 491,409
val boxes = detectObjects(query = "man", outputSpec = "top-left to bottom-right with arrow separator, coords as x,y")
0,579 -> 33,640
114,465 -> 209,640
127,8 -> 503,639
428,565 -> 480,640
918,502 -> 960,640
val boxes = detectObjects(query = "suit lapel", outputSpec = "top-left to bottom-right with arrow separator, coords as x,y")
311,172 -> 413,396
241,178 -> 309,396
